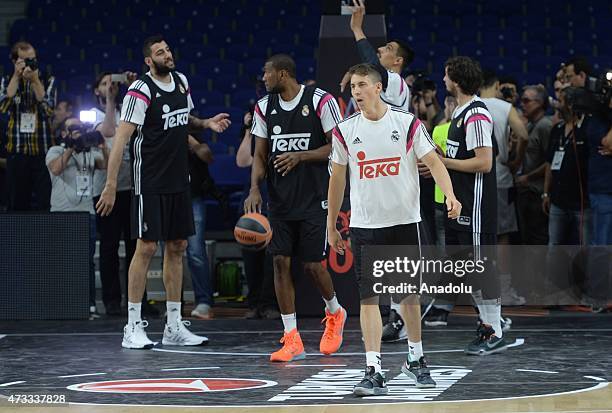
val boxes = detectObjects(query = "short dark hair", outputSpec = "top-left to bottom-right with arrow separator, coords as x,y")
142,34 -> 166,58
481,69 -> 498,89
565,56 -> 591,76
94,71 -> 112,90
10,41 -> 34,61
389,39 -> 415,72
266,54 -> 296,79
498,75 -> 518,89
445,56 -> 483,96
348,63 -> 382,84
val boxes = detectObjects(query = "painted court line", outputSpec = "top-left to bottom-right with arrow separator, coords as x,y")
584,376 -> 607,382
0,381 -> 26,387
285,364 -> 348,368
161,367 -> 221,371
517,369 -> 559,374
0,334 -> 6,340
59,373 -> 107,378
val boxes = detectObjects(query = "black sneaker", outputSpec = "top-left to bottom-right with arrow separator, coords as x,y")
423,307 -> 449,327
476,315 -> 512,333
382,310 -> 407,342
465,323 -> 508,355
401,356 -> 436,388
353,366 -> 388,396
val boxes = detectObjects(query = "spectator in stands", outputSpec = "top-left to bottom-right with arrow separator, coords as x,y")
516,85 -> 552,245
90,71 -> 141,317
0,41 -> 56,211
46,117 -> 109,318
236,109 -> 279,319
542,88 -> 590,245
51,99 -> 73,139
186,134 -> 215,319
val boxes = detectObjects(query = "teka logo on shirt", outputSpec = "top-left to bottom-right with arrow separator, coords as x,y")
271,132 -> 311,152
356,151 -> 400,179
161,105 -> 190,131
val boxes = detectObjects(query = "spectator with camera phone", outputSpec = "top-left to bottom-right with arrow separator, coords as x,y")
47,117 -> 109,318
0,41 -> 56,211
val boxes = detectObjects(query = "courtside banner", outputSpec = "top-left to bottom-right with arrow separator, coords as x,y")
361,245 -> 611,306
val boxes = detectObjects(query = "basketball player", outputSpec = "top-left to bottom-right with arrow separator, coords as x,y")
328,63 -> 462,395
96,35 -> 231,349
441,56 -> 506,354
244,54 -> 346,362
343,0 -> 423,342
340,0 -> 413,112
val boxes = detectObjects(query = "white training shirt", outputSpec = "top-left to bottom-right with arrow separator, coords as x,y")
331,105 -> 436,228
381,70 -> 411,112
120,71 -> 194,126
481,97 -> 512,188
251,85 -> 342,137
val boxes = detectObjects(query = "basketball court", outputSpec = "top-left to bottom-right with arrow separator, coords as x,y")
1,310 -> 610,412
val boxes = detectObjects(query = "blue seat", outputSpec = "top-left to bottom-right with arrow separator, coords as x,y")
196,91 -> 226,107
208,142 -> 229,154
231,89 -> 258,109
209,154 -> 250,187
199,58 -> 240,78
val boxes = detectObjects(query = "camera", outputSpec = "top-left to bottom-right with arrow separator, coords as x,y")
500,86 -> 514,100
64,130 -> 105,153
565,70 -> 612,120
24,58 -> 38,71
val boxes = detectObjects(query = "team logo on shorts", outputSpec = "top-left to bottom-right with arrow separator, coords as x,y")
301,105 -> 310,116
391,130 -> 400,142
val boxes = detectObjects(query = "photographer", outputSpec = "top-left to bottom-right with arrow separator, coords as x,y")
46,117 -> 108,318
542,88 -> 590,246
89,71 -> 144,316
0,41 -> 56,211
411,76 -> 444,134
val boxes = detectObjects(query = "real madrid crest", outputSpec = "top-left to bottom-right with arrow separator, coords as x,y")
179,84 -> 186,94
391,130 -> 400,142
301,105 -> 309,116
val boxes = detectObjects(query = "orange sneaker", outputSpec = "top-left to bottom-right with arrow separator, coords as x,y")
319,307 -> 347,355
270,329 -> 306,362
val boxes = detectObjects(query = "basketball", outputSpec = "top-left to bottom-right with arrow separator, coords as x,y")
234,213 -> 273,250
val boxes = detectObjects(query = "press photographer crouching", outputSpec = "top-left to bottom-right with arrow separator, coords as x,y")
555,59 -> 612,309
46,117 -> 108,318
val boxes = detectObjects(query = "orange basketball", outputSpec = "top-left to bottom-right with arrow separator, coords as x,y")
234,213 -> 273,250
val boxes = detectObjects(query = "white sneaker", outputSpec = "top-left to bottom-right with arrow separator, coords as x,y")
162,320 -> 209,346
122,320 -> 157,349
191,304 -> 211,319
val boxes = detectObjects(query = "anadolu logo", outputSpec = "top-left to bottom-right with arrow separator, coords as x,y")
357,151 -> 400,179
67,378 -> 277,394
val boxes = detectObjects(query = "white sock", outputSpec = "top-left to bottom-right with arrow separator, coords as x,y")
167,301 -> 181,325
482,299 -> 502,338
281,313 -> 297,333
127,302 -> 142,324
408,340 -> 423,361
366,351 -> 382,373
324,294 -> 341,314
390,298 -> 401,314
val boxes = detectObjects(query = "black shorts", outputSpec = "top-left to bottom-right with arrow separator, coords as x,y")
444,228 -> 499,299
351,223 -> 421,300
131,191 -> 195,241
268,215 -> 327,262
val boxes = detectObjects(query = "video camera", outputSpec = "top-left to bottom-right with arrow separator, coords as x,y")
565,70 -> 612,121
64,130 -> 105,153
